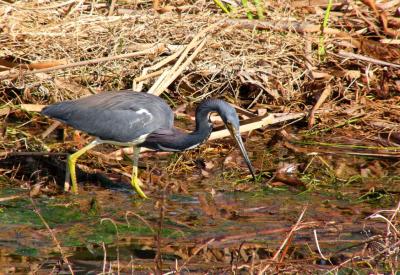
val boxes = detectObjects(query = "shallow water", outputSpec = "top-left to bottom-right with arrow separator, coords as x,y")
0,161 -> 397,273
1,128 -> 399,272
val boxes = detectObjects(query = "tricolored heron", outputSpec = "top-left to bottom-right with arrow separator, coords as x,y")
41,91 -> 256,198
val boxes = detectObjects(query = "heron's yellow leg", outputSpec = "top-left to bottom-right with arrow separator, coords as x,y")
131,146 -> 148,199
67,140 -> 101,194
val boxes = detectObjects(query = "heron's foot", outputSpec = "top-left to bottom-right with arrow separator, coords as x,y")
131,177 -> 148,199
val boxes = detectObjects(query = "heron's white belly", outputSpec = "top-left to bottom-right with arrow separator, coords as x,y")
96,133 -> 148,147
185,143 -> 200,150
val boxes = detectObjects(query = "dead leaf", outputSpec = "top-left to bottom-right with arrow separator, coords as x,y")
257,108 -> 267,116
205,161 -> 214,170
274,163 -> 306,188
201,169 -> 210,178
395,80 -> 400,92
29,183 -> 42,197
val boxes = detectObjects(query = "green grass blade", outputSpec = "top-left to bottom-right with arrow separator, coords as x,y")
213,0 -> 230,14
318,0 -> 333,57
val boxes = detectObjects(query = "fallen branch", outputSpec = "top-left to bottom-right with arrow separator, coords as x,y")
336,50 -> 400,68
0,58 -> 69,70
0,44 -> 167,80
209,112 -> 305,140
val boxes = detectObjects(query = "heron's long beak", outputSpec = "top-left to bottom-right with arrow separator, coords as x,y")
227,124 -> 256,180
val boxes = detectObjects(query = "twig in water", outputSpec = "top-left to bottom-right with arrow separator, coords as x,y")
30,198 -> 74,274
0,151 -> 68,158
0,195 -> 22,202
176,238 -> 215,272
313,229 -> 329,261
100,218 -> 121,275
102,242 -> 107,274
125,211 -> 155,233
154,182 -> 170,274
258,206 -> 308,274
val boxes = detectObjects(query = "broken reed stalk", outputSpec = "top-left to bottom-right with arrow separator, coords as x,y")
42,121 -> 62,138
153,36 -> 208,96
308,84 -> 332,128
20,104 -> 46,112
133,46 -> 185,91
108,0 -> 117,16
147,22 -> 219,96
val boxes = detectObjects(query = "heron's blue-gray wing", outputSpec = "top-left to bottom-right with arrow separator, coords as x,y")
42,91 -> 174,142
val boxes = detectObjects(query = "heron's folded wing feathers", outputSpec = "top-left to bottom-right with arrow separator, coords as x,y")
41,91 -> 174,142
43,103 -> 157,142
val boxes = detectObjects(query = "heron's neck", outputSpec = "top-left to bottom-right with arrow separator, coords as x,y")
143,100 -> 224,152
169,100 -> 224,151
184,100 -> 216,148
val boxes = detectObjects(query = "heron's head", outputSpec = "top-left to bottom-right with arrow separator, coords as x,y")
217,101 -> 256,181
219,103 -> 241,133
